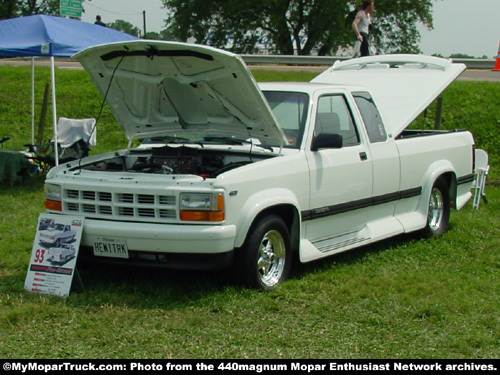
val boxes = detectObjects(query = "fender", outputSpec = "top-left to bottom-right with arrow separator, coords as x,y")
233,188 -> 301,248
417,159 -> 456,218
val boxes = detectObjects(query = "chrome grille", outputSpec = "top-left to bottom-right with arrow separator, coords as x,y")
63,188 -> 177,222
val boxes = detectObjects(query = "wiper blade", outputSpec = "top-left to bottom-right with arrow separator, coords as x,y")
147,136 -> 190,143
142,136 -> 204,148
203,136 -> 274,152
203,136 -> 246,145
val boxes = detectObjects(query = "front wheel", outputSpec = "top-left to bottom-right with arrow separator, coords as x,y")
235,215 -> 292,291
424,177 -> 450,237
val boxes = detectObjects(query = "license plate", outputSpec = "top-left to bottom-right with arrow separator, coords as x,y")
93,237 -> 129,259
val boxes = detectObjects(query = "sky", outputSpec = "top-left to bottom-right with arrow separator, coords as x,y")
81,0 -> 500,58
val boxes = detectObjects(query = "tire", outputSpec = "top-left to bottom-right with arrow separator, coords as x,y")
235,215 -> 292,291
424,177 -> 450,237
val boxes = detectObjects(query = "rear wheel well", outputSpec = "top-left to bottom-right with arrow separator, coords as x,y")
439,172 -> 457,209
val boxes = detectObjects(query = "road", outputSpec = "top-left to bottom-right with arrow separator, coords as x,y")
1,57 -> 499,82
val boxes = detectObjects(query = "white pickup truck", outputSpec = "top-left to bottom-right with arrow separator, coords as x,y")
39,223 -> 76,248
43,41 -> 478,290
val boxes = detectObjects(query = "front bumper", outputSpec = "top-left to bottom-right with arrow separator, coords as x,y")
81,218 -> 237,254
77,219 -> 237,270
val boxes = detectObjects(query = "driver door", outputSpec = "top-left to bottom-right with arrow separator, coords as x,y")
304,93 -> 373,245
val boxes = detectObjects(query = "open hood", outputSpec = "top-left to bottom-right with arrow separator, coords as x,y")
74,41 -> 287,145
312,55 -> 465,138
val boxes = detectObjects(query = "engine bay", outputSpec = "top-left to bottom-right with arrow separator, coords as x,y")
82,145 -> 274,178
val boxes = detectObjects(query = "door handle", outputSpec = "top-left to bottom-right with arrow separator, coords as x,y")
359,152 -> 368,161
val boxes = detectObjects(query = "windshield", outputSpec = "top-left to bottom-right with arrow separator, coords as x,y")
140,91 -> 309,150
262,91 -> 309,148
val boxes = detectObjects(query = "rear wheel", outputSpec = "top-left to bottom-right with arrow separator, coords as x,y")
235,215 -> 291,291
424,177 -> 450,237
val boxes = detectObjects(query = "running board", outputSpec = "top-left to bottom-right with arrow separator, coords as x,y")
299,217 -> 405,263
316,236 -> 371,254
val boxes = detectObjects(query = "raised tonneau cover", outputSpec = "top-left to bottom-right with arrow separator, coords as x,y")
311,55 -> 466,138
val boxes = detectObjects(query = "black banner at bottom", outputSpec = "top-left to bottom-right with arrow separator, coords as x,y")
1,359 -> 498,374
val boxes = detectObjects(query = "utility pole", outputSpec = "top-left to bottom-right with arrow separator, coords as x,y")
143,10 -> 147,38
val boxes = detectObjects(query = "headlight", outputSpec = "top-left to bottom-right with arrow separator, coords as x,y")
45,184 -> 61,201
180,192 -> 225,222
44,184 -> 62,211
180,193 -> 213,210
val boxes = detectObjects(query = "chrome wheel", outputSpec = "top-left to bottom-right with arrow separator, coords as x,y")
428,187 -> 444,231
235,215 -> 292,290
257,229 -> 286,288
423,177 -> 450,237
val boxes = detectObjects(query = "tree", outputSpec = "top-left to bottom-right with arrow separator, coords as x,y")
108,19 -> 141,37
0,0 -> 18,19
163,0 -> 436,55
1,0 -> 58,19
18,0 -> 59,16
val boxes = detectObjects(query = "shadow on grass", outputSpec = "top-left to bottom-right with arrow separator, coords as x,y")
70,261 -> 236,309
68,231 -> 424,310
289,230 -> 425,282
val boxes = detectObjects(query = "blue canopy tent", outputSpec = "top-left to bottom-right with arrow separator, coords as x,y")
0,15 -> 139,164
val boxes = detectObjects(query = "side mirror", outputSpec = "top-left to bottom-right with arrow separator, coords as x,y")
310,133 -> 343,151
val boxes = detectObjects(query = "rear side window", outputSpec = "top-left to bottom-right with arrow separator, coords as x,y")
353,92 -> 387,143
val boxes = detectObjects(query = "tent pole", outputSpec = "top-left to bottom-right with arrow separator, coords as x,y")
50,56 -> 59,166
31,57 -> 35,145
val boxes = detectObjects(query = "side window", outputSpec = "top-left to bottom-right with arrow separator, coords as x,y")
315,95 -> 360,147
353,92 -> 387,143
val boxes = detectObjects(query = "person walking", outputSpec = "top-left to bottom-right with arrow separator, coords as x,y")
352,1 -> 374,57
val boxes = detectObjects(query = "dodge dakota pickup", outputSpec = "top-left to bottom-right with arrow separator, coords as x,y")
39,223 -> 76,248
43,41 -> 479,290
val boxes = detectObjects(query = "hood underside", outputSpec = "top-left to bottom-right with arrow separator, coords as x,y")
74,41 -> 287,145
312,55 -> 466,137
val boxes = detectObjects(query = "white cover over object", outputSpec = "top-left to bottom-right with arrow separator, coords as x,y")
53,117 -> 96,148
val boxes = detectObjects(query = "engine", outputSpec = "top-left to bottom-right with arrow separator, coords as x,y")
82,145 -> 270,178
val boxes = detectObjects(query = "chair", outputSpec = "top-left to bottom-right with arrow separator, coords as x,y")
472,149 -> 489,210
25,117 -> 96,169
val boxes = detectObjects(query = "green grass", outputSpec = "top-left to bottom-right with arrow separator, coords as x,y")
0,66 -> 499,359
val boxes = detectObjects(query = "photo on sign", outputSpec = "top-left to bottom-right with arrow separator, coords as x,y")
39,221 -> 79,262
24,214 -> 85,297
32,215 -> 83,267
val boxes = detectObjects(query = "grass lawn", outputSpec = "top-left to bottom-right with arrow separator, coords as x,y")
0,66 -> 498,359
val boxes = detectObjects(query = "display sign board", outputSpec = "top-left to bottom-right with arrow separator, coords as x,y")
60,0 -> 82,18
24,214 -> 84,297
